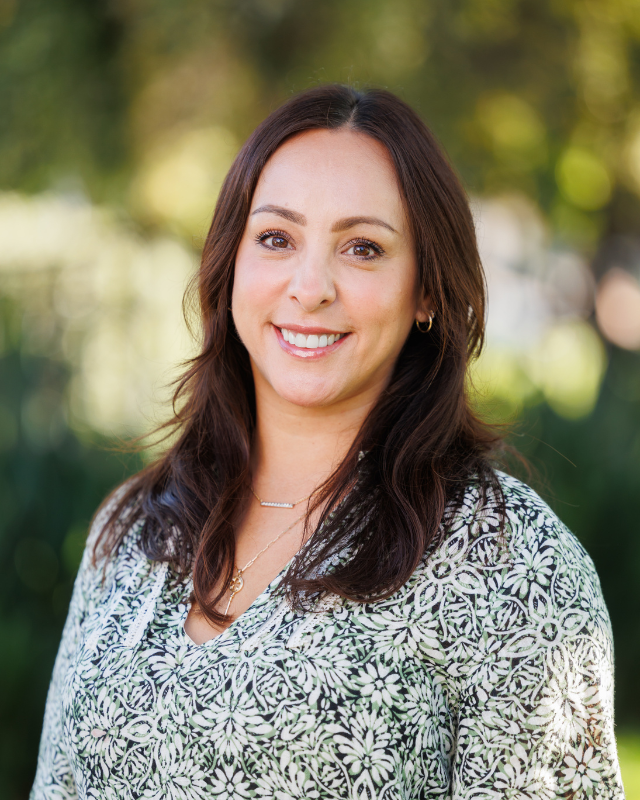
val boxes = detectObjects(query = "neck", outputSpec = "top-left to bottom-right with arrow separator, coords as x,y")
251,388 -> 377,500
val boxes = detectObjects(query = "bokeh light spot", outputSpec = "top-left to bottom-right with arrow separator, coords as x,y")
556,148 -> 611,210
477,93 -> 547,165
596,268 -> 640,350
62,524 -> 87,574
130,126 -> 238,237
528,320 -> 607,419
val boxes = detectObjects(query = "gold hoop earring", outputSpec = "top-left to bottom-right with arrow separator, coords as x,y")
415,313 -> 434,333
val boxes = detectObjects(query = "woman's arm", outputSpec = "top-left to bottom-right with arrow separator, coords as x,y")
29,494 -> 123,799
449,515 -> 624,799
30,566 -> 86,798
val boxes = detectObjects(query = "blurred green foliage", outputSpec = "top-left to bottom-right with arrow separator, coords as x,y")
619,731 -> 640,799
2,0 -> 640,244
0,299 -> 144,800
1,0 -> 640,797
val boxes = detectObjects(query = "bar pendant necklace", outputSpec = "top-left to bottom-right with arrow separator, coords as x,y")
250,485 -> 320,509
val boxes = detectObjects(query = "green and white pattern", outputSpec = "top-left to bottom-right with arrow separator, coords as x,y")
31,473 -> 624,798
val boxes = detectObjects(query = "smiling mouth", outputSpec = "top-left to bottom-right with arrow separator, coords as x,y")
279,328 -> 347,350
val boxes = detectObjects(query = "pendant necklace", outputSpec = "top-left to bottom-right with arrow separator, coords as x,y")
224,510 -> 306,615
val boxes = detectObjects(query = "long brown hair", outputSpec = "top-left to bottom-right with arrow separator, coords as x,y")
95,84 -> 504,623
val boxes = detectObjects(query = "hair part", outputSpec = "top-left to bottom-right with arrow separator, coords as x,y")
93,84 -> 505,623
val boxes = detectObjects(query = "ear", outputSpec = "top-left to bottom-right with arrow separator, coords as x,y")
415,292 -> 433,324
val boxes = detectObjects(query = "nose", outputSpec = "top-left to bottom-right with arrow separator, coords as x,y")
287,248 -> 336,312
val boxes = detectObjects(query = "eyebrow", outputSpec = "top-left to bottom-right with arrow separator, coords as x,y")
331,216 -> 397,234
251,204 -> 397,234
251,205 -> 306,225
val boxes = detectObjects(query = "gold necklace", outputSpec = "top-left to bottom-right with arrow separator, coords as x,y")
250,484 -> 320,509
224,511 -> 306,615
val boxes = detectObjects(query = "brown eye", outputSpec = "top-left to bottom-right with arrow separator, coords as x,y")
344,239 -> 383,260
259,233 -> 291,249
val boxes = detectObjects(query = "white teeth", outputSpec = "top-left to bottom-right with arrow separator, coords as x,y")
280,329 -> 344,349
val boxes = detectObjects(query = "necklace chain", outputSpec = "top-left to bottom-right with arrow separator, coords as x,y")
250,484 -> 320,509
224,510 -> 306,616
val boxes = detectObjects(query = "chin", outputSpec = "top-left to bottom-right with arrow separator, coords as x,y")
271,377 -> 345,409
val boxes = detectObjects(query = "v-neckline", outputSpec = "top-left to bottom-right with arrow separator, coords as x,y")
179,476 -> 362,647
180,551 -> 295,648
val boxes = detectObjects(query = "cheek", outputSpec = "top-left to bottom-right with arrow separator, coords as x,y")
232,251 -> 279,314
348,271 -> 418,341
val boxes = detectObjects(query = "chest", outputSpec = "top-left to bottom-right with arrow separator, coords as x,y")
62,569 -> 455,798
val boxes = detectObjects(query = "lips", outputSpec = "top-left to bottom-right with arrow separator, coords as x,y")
279,328 -> 346,349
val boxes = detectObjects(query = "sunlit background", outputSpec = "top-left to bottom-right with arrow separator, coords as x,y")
1,1 -> 640,797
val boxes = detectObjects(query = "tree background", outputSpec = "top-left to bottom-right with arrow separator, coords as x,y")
1,0 -> 639,797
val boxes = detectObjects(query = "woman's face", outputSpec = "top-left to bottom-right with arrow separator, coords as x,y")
232,127 -> 430,412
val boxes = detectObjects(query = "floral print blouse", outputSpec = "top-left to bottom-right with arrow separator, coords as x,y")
31,473 -> 624,799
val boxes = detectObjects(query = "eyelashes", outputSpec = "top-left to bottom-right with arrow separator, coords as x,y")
255,229 -> 291,250
254,229 -> 385,261
346,239 -> 385,260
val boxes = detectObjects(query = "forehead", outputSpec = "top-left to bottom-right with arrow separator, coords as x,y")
251,128 -> 405,224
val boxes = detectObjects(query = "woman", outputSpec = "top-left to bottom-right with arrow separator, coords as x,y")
31,85 -> 623,799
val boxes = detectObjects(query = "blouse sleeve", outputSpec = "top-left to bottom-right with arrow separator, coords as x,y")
449,513 -> 625,799
30,495 -> 121,799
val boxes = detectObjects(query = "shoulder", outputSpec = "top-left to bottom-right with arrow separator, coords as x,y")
497,472 -> 607,615
441,470 -> 603,595
406,470 -> 612,666
79,480 -> 148,591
